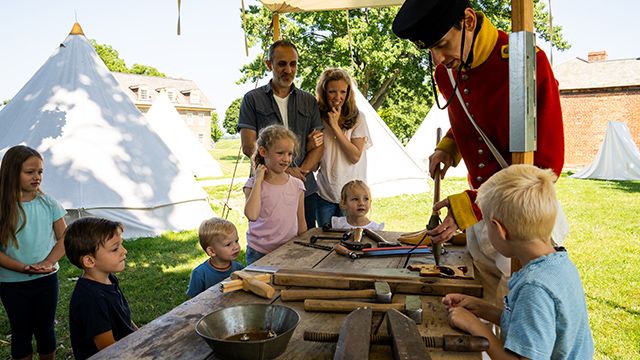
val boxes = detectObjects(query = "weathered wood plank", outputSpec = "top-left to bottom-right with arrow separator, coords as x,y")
91,230 -> 481,360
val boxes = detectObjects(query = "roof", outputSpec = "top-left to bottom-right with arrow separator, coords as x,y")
554,57 -> 640,91
113,72 -> 214,110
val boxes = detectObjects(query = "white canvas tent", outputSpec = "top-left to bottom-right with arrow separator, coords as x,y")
146,93 -> 223,179
353,86 -> 429,197
405,97 -> 468,178
570,121 -> 640,180
0,23 -> 214,238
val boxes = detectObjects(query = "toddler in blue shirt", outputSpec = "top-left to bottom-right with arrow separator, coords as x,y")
187,217 -> 244,298
442,165 -> 593,359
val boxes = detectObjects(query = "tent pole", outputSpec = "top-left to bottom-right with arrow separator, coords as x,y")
273,13 -> 280,41
509,0 -> 535,273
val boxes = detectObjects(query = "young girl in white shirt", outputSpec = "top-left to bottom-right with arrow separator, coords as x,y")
331,180 -> 384,231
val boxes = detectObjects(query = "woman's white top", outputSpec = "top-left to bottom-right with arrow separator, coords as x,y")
317,112 -> 372,204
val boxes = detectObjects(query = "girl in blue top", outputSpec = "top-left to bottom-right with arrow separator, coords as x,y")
0,145 -> 67,360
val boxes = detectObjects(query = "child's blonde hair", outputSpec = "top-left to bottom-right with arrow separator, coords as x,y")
476,164 -> 558,242
198,217 -> 237,251
252,125 -> 300,170
340,180 -> 371,205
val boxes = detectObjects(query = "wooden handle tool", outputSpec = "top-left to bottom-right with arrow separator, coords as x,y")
304,299 -> 404,313
281,289 -> 376,302
221,272 -> 272,293
430,128 -> 443,266
228,271 -> 275,299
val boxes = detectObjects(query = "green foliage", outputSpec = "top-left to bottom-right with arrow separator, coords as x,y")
240,1 -> 569,142
210,111 -> 223,142
129,63 -> 166,77
224,97 -> 242,135
90,39 -> 166,77
2,99 -> 10,106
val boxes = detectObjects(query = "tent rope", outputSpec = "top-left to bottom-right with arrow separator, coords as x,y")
220,38 -> 270,219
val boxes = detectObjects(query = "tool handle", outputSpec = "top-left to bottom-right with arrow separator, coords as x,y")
230,271 -> 271,282
353,228 -> 364,242
433,128 -> 442,208
281,289 -> 376,302
243,278 -> 275,299
304,299 -> 404,313
333,244 -> 358,259
442,335 -> 490,352
303,331 -> 489,352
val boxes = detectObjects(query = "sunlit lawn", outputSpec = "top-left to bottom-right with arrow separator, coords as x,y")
0,138 -> 637,359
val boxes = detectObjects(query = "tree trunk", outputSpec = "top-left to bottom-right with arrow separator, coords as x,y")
370,69 -> 400,110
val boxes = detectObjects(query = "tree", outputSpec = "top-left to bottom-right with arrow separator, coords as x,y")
90,40 -> 166,77
223,98 -> 242,135
240,0 -> 568,143
211,111 -> 223,142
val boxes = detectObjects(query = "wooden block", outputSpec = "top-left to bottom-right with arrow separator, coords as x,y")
407,264 -> 474,280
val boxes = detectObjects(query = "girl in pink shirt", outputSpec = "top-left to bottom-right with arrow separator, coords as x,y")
244,125 -> 307,264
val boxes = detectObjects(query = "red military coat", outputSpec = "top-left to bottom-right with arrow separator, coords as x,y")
433,14 -> 564,227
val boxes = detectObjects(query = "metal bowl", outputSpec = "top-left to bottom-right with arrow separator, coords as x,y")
196,304 -> 300,360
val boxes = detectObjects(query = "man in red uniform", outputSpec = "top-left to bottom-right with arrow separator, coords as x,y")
393,0 -> 567,294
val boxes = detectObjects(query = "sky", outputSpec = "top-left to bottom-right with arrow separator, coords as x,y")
1,0 -> 639,118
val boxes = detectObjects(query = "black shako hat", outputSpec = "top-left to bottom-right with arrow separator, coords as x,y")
393,0 -> 470,48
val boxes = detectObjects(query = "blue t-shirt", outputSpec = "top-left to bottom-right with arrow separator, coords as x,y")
0,193 -> 66,282
186,260 -> 244,298
501,252 -> 594,359
69,274 -> 135,360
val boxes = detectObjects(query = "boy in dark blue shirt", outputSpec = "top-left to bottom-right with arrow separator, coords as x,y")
187,217 -> 244,298
64,217 -> 136,360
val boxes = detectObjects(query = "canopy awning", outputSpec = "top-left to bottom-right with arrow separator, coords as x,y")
258,0 -> 405,13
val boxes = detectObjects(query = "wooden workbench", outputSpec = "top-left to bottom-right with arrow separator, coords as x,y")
90,228 -> 487,359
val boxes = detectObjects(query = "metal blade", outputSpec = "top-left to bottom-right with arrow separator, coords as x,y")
386,309 -> 431,360
334,308 -> 372,360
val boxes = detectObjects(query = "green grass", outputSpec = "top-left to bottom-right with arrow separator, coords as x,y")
1,139 -> 638,359
208,138 -> 251,179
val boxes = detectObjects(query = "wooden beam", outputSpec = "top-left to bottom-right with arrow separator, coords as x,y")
273,13 -> 280,41
511,0 -> 534,32
510,0 -> 536,274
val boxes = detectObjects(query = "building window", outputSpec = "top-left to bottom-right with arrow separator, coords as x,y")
198,133 -> 205,143
167,88 -> 177,102
186,112 -> 194,125
190,90 -> 201,104
199,112 -> 206,125
139,86 -> 150,101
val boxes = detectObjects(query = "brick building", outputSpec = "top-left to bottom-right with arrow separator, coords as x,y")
113,73 -> 215,149
554,51 -> 640,168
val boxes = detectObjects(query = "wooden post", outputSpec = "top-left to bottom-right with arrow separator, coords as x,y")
509,0 -> 536,273
273,13 -> 280,41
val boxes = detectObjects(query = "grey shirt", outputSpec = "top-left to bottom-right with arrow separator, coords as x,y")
237,81 -> 323,195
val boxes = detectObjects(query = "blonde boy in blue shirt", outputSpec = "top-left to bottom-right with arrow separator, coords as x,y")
187,217 -> 244,298
442,165 -> 593,359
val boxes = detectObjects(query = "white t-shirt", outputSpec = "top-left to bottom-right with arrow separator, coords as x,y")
273,94 -> 290,128
331,216 -> 384,231
317,112 -> 372,203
